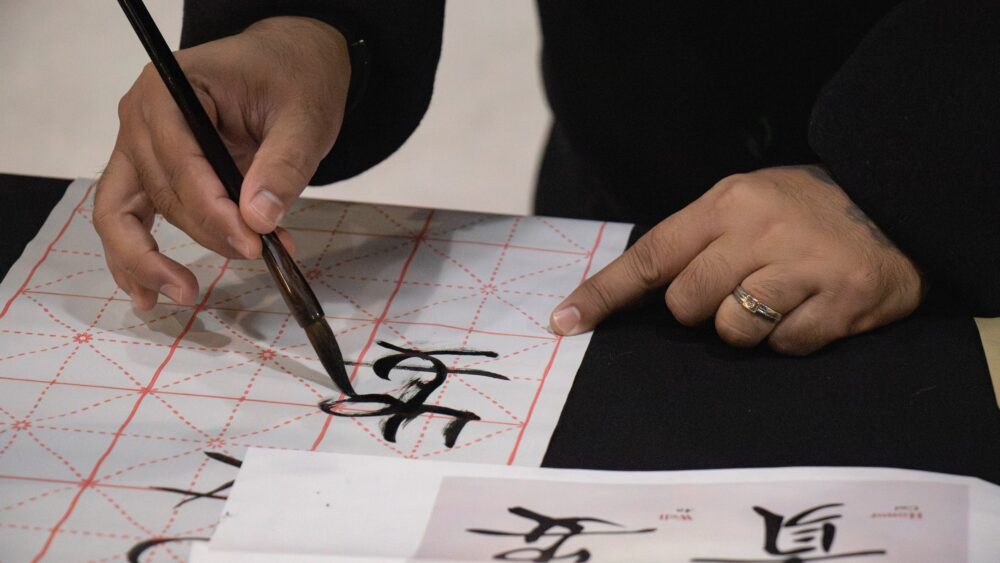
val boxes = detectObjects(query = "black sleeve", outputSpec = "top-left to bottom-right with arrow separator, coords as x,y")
809,0 -> 1000,315
180,0 -> 445,185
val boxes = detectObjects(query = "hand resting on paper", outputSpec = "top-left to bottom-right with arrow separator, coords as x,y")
93,16 -> 349,310
549,166 -> 925,356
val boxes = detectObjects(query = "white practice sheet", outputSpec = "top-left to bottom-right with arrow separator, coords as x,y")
0,179 -> 631,561
196,448 -> 1000,563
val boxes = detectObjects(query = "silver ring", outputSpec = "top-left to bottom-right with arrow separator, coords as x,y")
733,285 -> 783,323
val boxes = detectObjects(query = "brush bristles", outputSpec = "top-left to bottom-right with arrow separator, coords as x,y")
304,319 -> 355,396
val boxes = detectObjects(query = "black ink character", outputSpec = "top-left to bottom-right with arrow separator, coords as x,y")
692,503 -> 887,562
468,506 -> 656,562
320,341 -> 508,448
151,451 -> 242,508
127,452 -> 242,562
127,537 -> 208,562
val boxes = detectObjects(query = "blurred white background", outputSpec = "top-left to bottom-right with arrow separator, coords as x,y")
0,1 -> 549,215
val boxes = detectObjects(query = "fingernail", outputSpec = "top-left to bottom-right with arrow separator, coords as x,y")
550,305 -> 582,336
160,284 -> 183,304
250,189 -> 285,227
227,236 -> 254,259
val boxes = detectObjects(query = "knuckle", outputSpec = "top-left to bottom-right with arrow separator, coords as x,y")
665,285 -> 701,326
712,175 -> 757,208
622,240 -> 665,288
580,279 -> 617,317
147,185 -> 178,218
116,92 -> 134,122
747,277 -> 786,305
123,247 -> 156,279
768,334 -> 809,356
844,265 -> 883,299
270,148 -> 312,187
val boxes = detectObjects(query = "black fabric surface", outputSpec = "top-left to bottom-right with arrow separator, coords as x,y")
3,174 -> 998,483
181,0 -> 1000,315
0,174 -> 69,280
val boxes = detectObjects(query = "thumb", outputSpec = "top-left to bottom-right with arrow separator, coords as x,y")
241,110 -> 338,233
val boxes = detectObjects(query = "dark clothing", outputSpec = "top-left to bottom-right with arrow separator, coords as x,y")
181,1 -> 1000,314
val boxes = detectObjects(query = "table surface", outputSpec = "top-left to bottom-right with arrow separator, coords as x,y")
3,173 -> 998,484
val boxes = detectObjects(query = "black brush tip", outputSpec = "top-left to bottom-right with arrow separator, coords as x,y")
304,318 -> 356,396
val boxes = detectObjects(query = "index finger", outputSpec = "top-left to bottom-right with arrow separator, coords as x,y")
549,203 -> 717,335
94,149 -> 200,310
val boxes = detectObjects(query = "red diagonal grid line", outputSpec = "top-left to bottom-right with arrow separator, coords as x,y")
384,319 -> 556,341
506,221 -> 608,465
419,425 -> 517,460
0,182 -> 94,320
23,290 -> 133,306
159,239 -> 199,254
264,357 -> 334,401
327,273 -> 476,291
451,376 -> 522,423
20,294 -> 80,334
315,278 -> 380,319
448,339 -> 554,371
439,238 -> 589,256
539,218 -> 590,252
83,343 -> 146,388
210,315 -> 291,441
309,202 -> 352,268
496,255 -> 586,286
23,430 -> 87,480
286,199 -> 325,218
27,267 -> 106,291
83,293 -> 124,332
0,522 -> 147,542
2,484 -> 77,513
190,263 -> 267,274
30,391 -> 135,424
381,323 -> 419,350
20,344 -> 84,422
145,394 -> 216,440
371,206 -> 417,236
0,341 -> 73,364
96,307 -> 186,335
0,328 -> 71,339
155,359 -> 253,391
208,283 -> 272,307
309,210 -> 436,451
226,410 -> 323,443
498,288 -> 568,299
30,425 -> 198,447
421,242 -> 485,285
202,309 -> 280,352
488,293 -> 550,332
345,417 -> 410,458
88,486 -> 156,537
387,292 -> 481,320
96,445 -> 204,484
31,259 -> 231,562
49,249 -> 103,258
155,452 -> 212,542
426,214 -> 490,237
0,473 -> 152,492
321,237 -> 415,271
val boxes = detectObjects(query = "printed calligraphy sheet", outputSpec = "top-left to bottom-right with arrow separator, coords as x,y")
196,449 -> 1000,563
0,179 -> 632,562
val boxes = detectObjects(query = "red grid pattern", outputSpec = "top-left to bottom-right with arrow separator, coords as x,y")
0,180 -> 627,561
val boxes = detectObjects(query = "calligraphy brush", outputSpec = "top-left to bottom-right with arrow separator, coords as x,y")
117,0 -> 355,396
